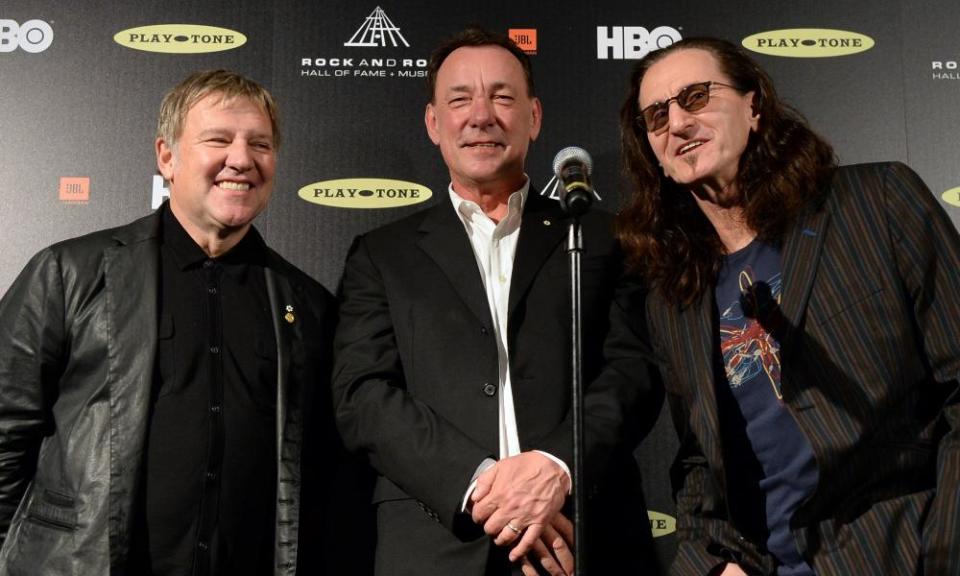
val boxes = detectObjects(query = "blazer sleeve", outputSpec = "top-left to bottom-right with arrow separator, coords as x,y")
0,248 -> 63,544
883,162 -> 960,574
331,235 -> 493,531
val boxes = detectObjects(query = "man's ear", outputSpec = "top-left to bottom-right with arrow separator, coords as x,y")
748,91 -> 761,131
528,97 -> 543,142
156,137 -> 175,180
424,103 -> 441,145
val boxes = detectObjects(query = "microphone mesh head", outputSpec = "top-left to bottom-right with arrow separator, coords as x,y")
552,146 -> 593,176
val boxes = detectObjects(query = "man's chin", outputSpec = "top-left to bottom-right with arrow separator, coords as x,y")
212,207 -> 262,231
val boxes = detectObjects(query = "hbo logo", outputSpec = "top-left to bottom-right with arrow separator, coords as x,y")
0,19 -> 54,53
597,26 -> 681,60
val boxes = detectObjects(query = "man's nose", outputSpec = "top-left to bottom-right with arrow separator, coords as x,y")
469,96 -> 495,126
225,140 -> 255,171
667,101 -> 696,134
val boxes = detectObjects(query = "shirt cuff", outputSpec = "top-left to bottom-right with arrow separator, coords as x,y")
461,458 -> 497,512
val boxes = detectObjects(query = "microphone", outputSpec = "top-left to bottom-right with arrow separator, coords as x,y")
552,146 -> 595,217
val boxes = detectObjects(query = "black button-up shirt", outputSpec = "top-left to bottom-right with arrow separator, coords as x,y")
131,205 -> 277,575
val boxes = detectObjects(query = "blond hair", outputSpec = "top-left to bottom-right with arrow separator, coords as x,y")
156,69 -> 280,150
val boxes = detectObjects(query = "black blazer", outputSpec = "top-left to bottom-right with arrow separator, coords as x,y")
333,190 -> 662,575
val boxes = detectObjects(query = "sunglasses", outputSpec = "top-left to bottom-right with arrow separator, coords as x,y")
637,81 -> 741,133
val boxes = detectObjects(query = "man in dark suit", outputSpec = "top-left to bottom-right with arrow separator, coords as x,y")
0,70 -> 357,575
618,38 -> 960,575
333,28 -> 660,575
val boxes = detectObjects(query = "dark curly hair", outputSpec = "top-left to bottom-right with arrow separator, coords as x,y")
617,37 -> 836,306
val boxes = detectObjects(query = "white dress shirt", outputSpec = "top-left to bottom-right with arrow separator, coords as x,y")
449,181 -> 571,510
450,183 -> 526,460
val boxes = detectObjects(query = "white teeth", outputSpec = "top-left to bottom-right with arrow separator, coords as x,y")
469,143 -> 497,147
679,141 -> 704,154
218,181 -> 250,191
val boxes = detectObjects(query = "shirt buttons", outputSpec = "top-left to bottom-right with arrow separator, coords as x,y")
482,383 -> 497,397
206,471 -> 217,481
209,346 -> 220,354
211,405 -> 222,414
207,287 -> 217,295
197,541 -> 209,551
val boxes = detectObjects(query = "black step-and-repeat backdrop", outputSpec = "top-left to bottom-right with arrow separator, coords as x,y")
3,0 -> 959,565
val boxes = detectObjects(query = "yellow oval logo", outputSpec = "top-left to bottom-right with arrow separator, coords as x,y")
742,29 -> 874,58
114,24 -> 246,54
942,187 -> 960,208
299,178 -> 433,209
647,510 -> 677,538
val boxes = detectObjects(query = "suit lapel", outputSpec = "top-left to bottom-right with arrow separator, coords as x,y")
264,266 -> 293,453
508,192 -> 566,318
780,194 -> 831,345
675,292 -> 727,487
417,196 -> 493,325
103,212 -> 161,540
104,213 -> 161,404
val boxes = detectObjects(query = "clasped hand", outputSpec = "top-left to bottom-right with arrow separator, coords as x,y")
470,452 -> 574,574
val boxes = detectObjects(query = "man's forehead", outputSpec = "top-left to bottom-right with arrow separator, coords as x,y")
437,45 -> 524,82
187,92 -> 262,115
640,49 -> 722,102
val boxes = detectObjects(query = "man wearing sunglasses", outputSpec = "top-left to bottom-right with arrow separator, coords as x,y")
618,38 -> 960,575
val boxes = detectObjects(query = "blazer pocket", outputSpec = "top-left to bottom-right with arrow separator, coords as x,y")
809,284 -> 884,327
26,488 -> 78,532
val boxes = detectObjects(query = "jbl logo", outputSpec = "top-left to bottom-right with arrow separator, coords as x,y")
508,29 -> 537,54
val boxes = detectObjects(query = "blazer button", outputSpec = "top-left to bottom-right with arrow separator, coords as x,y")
482,383 -> 497,397
480,326 -> 489,335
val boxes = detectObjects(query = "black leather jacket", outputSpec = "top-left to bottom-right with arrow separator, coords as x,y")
0,210 -> 338,575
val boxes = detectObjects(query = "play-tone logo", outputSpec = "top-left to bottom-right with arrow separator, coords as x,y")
345,7 -> 409,47
743,29 -> 873,58
509,29 -> 537,54
299,178 -> 432,209
114,24 -> 246,54
647,510 -> 676,538
942,187 -> 960,207
0,19 -> 53,53
59,177 -> 90,203
597,26 -> 681,60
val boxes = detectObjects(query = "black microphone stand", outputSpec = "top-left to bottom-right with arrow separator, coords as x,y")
555,149 -> 594,575
566,213 -> 587,576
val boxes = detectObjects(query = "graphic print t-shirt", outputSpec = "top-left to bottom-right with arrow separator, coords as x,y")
714,240 -> 818,576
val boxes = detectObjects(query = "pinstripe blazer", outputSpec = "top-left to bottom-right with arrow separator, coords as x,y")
646,163 -> 960,575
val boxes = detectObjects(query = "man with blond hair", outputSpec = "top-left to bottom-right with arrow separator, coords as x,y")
0,70 -> 351,575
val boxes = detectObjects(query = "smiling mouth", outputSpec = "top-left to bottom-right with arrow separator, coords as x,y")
677,140 -> 706,156
217,181 -> 251,191
463,142 -> 502,149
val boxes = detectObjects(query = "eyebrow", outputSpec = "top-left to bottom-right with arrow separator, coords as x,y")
642,81 -> 707,108
195,128 -> 273,141
445,81 -> 516,95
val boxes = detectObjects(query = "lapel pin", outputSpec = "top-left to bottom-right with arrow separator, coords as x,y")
284,304 -> 295,324
543,219 -> 552,226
